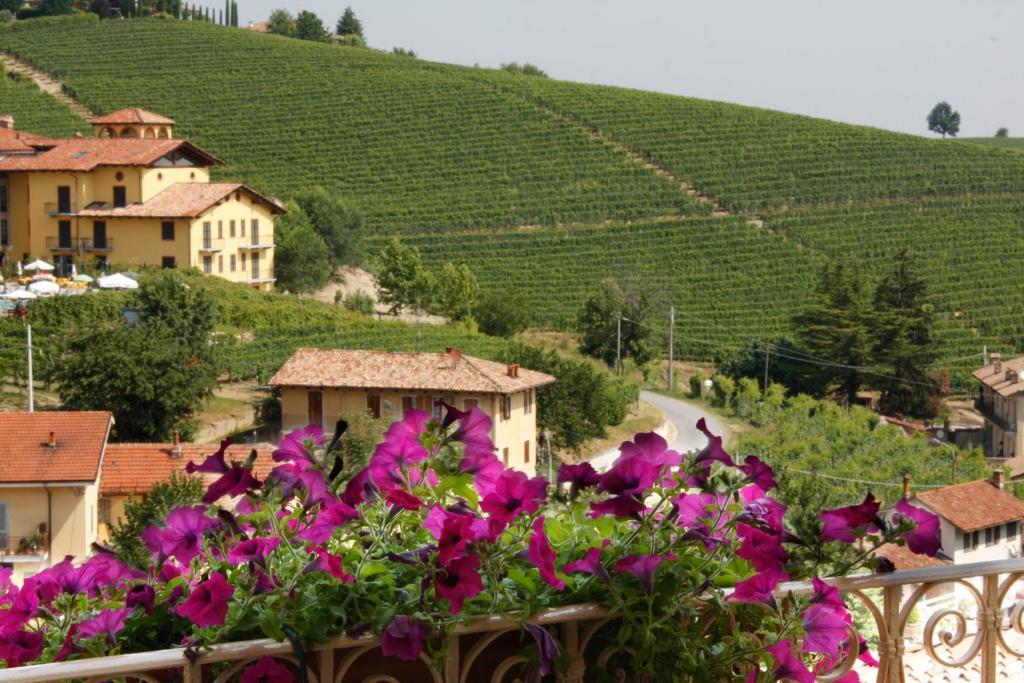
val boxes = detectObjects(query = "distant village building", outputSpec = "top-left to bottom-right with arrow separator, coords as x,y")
972,353 -> 1024,471
0,108 -> 283,289
269,348 -> 557,473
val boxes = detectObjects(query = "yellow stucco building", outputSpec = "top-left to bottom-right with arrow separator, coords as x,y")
0,108 -> 283,289
269,348 -> 557,473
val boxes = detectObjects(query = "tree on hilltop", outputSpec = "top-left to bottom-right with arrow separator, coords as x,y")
927,101 -> 960,138
266,8 -> 296,36
295,10 -> 329,42
996,127 -> 1009,138
336,6 -> 364,39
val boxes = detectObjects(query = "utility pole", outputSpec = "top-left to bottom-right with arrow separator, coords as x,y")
763,340 -> 770,391
616,312 -> 622,376
26,324 -> 33,413
667,306 -> 675,391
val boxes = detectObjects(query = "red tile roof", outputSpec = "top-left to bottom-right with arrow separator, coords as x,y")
972,357 -> 1024,397
101,442 -> 276,495
874,543 -> 951,570
914,479 -> 1024,532
0,138 -> 222,172
90,108 -> 176,125
0,411 -> 112,483
77,182 -> 285,219
269,348 -> 557,394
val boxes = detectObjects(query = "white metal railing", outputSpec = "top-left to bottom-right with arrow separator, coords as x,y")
5,559 -> 1024,682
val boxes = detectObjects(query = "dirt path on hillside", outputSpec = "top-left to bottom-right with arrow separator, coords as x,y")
305,266 -> 447,325
0,52 -> 94,120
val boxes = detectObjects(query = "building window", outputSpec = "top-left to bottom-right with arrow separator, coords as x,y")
985,527 -> 994,546
203,256 -> 212,274
1007,521 -> 1019,540
964,530 -> 980,551
0,185 -> 7,212
524,440 -> 530,464
217,221 -> 223,239
113,186 -> 126,208
402,396 -> 416,416
502,447 -> 509,467
57,185 -> 71,213
432,397 -> 444,418
367,394 -> 382,419
241,252 -> 247,270
161,257 -> 176,269
58,220 -> 72,249
230,254 -> 237,271
202,221 -> 212,249
251,252 -> 260,279
524,389 -> 533,414
161,221 -> 175,241
218,255 -> 224,273
98,498 -> 112,526
241,220 -> 246,237
464,398 -> 478,411
0,502 -> 7,550
0,219 -> 7,247
92,221 -> 106,249
230,220 -> 236,238
251,219 -> 259,243
307,390 -> 323,426
501,395 -> 512,421
995,524 -> 1002,544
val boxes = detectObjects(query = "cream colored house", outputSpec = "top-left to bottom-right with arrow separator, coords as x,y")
972,353 -> 1024,465
0,411 -> 112,584
0,108 -> 283,289
269,348 -> 557,473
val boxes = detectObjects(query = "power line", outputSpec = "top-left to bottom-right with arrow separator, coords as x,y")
779,466 -> 947,490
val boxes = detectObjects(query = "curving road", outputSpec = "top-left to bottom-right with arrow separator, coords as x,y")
588,390 -> 733,471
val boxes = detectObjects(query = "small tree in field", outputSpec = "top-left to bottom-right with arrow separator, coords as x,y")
375,238 -> 434,315
266,8 -> 295,36
927,101 -> 960,138
336,6 -> 364,40
996,127 -> 1009,138
294,10 -> 328,42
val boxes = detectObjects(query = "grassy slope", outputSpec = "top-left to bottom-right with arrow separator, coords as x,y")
959,137 -> 1024,150
1,17 -> 1020,386
0,71 -> 89,136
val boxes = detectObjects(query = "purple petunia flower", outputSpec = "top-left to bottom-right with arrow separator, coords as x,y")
767,639 -> 815,683
527,517 -> 565,590
304,547 -> 355,583
481,470 -> 548,536
739,486 -> 787,533
674,492 -> 719,528
563,540 -> 611,582
802,603 -> 849,656
588,494 -> 646,520
820,494 -> 880,543
203,465 -> 262,504
459,446 -> 505,497
435,554 -> 485,614
126,583 -> 156,615
272,425 -> 325,466
298,500 -> 359,543
736,524 -> 788,572
380,615 -> 429,662
558,462 -> 601,492
694,418 -> 736,469
226,537 -> 281,566
526,623 -> 561,677
437,512 -> 487,565
268,463 -> 331,507
445,403 -> 494,453
185,438 -> 232,475
240,656 -> 294,683
175,572 -> 234,628
341,466 -> 375,507
598,449 -> 664,497
810,577 -> 846,613
385,488 -> 424,511
77,607 -> 132,645
727,567 -> 789,605
0,629 -> 44,668
892,499 -> 942,557
739,455 -> 778,490
613,553 -> 676,595
143,505 -> 220,566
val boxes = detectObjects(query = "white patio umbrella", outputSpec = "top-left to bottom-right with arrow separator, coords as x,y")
15,261 -> 22,277
23,259 -> 54,272
31,272 -> 54,281
71,263 -> 78,280
28,280 -> 60,295
97,273 -> 139,290
4,289 -> 37,300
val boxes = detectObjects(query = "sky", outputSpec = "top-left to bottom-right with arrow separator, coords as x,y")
240,0 -> 1022,138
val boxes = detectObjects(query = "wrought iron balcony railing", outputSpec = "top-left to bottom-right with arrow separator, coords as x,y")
7,558 -> 1024,682
975,397 -> 1016,434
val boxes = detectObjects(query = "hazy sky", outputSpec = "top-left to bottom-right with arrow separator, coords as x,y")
240,0 -> 1021,137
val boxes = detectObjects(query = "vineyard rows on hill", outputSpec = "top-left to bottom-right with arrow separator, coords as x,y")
484,72 -> 1024,212
0,18 -> 699,232
0,72 -> 87,137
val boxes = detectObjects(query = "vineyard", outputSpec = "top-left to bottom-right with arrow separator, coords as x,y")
0,70 -> 87,137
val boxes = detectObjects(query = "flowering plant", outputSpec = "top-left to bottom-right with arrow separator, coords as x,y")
0,404 -> 940,681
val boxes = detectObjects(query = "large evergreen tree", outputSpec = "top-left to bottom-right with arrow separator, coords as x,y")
294,186 -> 366,267
273,201 -> 332,294
336,6 -> 363,39
793,263 -> 872,405
870,247 -> 937,416
266,8 -> 295,36
295,10 -> 329,41
577,278 -> 657,370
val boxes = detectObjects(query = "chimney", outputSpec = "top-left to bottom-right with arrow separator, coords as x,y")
992,353 -> 1003,373
170,429 -> 182,459
46,431 -> 57,448
0,115 -> 13,130
507,364 -> 519,378
445,347 -> 462,364
902,472 -> 910,498
994,470 -> 1006,490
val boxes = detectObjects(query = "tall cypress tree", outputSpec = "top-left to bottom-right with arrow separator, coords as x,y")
230,0 -> 237,26
336,6 -> 364,39
871,247 -> 936,416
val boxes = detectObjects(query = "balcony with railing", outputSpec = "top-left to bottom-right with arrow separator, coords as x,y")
43,202 -> 77,217
975,396 -> 1016,434
0,532 -> 48,561
198,238 -> 223,253
80,237 -> 113,253
8,558 -> 1024,683
44,236 -> 75,253
238,238 -> 275,250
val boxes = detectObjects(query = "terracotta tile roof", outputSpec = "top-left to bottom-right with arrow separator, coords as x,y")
77,182 -> 284,219
914,479 -> 1024,532
0,138 -> 222,172
101,442 -> 276,495
874,543 -> 951,570
0,411 -> 112,483
269,348 -> 557,394
972,357 -> 1024,397
90,108 -> 176,125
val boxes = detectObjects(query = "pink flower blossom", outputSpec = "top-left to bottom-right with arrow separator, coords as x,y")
175,572 -> 234,628
143,505 -> 220,565
802,603 -> 849,656
598,452 -> 662,497
203,465 -> 262,503
727,568 -> 789,605
810,577 -> 846,613
380,615 -> 429,661
736,524 -> 788,572
893,499 -> 942,557
240,656 -> 294,683
444,403 -> 494,454
767,639 -> 815,682
77,607 -> 132,645
304,547 -> 355,584
528,517 -> 565,590
558,462 -> 601,491
480,470 -> 547,536
298,500 -> 359,543
694,418 -> 735,469
459,446 -> 504,497
386,488 -> 424,511
438,512 -> 486,564
126,583 -> 156,614
268,463 -> 330,507
435,554 -> 484,614
226,537 -> 281,566
820,494 -> 880,543
272,425 -> 325,466
526,623 -> 560,677
740,455 -> 777,490
563,540 -> 611,582
0,629 -> 44,668
613,553 -> 676,595
588,494 -> 646,519
185,438 -> 232,474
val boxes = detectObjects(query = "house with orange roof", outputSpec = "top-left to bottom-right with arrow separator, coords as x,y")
269,347 -> 557,473
0,411 -> 113,583
0,109 -> 283,289
973,353 -> 1024,473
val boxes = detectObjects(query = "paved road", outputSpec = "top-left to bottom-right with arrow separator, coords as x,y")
588,390 -> 733,471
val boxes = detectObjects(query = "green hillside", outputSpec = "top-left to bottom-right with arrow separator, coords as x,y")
1,16 -> 1020,386
959,137 -> 1024,151
0,69 -> 88,136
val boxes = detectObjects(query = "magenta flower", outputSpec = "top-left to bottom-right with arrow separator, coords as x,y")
598,453 -> 662,497
739,486 -> 786,533
369,435 -> 430,490
528,517 -> 565,590
613,554 -> 675,595
386,488 -> 424,511
674,492 -> 719,527
143,506 -> 220,565
204,465 -> 262,503
893,499 -> 942,556
272,424 -> 325,466
694,418 -> 735,469
802,603 -> 849,656
77,607 -> 132,645
438,512 -> 486,565
126,583 -> 156,615
588,495 -> 645,519
435,554 -> 485,614
820,493 -> 880,543
459,446 -> 504,497
445,403 -> 494,453
380,615 -> 429,662
341,466 -> 374,506
268,463 -> 330,507
563,540 -> 610,582
736,524 -> 789,572
766,640 -> 815,683
175,572 -> 234,628
727,568 -> 789,605
305,547 -> 355,583
385,408 -> 431,445
185,438 -> 232,474
739,455 -> 778,490
558,462 -> 601,492
619,432 -> 682,468
481,469 -> 548,535
226,537 -> 281,566
526,623 -> 561,677
810,577 -> 846,613
240,656 -> 294,683
2,582 -> 39,632
0,629 -> 44,668
299,500 -> 359,543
